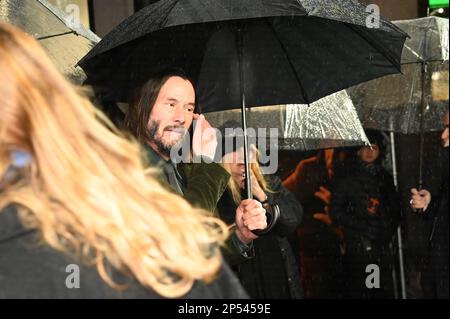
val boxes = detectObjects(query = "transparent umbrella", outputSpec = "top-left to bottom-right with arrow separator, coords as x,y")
0,0 -> 100,84
206,90 -> 370,152
349,17 -> 448,134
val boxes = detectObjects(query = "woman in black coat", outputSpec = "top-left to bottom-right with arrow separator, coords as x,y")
0,23 -> 246,299
0,206 -> 247,299
330,132 -> 401,298
217,144 -> 304,299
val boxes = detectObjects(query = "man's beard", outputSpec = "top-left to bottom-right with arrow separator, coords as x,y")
148,120 -> 186,158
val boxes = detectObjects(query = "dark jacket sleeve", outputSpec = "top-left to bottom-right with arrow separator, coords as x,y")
266,175 -> 303,236
331,170 -> 401,242
180,163 -> 255,265
330,175 -> 369,234
179,162 -> 230,213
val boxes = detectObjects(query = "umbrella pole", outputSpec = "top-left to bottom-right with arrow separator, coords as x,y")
418,61 -> 428,191
235,25 -> 279,237
240,96 -> 253,199
236,26 -> 252,200
390,132 -> 407,299
418,27 -> 429,194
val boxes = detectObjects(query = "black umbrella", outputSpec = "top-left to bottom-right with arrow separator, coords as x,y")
79,0 -> 407,201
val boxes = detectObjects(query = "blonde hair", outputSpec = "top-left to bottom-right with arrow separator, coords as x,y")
222,146 -> 271,205
0,22 -> 228,298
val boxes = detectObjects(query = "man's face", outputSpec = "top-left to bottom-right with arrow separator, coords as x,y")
441,111 -> 449,148
147,76 -> 195,157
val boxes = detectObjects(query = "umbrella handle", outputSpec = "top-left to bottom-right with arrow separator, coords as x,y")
251,204 -> 280,236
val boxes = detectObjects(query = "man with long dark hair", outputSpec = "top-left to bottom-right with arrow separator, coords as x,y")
123,68 -> 267,263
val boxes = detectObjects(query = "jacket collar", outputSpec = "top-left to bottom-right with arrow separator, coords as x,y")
144,144 -> 165,167
144,144 -> 184,183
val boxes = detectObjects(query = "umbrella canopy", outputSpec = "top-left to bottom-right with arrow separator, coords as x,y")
348,17 -> 449,134
0,0 -> 100,84
399,16 -> 448,63
78,0 -> 406,205
79,0 -> 407,111
206,90 -> 370,151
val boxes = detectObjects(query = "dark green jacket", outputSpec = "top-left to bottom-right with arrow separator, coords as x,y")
144,145 -> 230,212
144,146 -> 251,265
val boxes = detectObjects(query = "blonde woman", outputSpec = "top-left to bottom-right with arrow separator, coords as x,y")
0,22 -> 247,299
217,135 -> 304,299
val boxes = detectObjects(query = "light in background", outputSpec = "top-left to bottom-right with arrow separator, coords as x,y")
428,0 -> 449,9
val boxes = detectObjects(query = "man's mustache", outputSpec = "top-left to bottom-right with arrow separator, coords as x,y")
164,125 -> 187,134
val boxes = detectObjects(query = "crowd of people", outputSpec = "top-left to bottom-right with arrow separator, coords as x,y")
0,22 -> 448,299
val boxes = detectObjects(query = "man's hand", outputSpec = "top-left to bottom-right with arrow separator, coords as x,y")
410,188 -> 431,212
192,114 -> 217,161
235,199 -> 267,244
